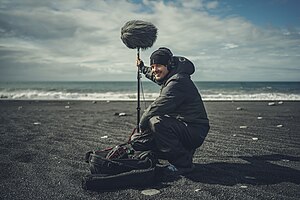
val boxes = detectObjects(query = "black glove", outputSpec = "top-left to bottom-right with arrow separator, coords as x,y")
139,122 -> 148,133
137,60 -> 144,69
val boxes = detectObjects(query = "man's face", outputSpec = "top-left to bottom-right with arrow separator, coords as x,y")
151,64 -> 169,81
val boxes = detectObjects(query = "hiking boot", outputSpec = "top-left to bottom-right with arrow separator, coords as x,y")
163,163 -> 195,176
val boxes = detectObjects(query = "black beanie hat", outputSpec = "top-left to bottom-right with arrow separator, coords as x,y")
150,47 -> 173,66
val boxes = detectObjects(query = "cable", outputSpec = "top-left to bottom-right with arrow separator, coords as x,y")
140,77 -> 147,110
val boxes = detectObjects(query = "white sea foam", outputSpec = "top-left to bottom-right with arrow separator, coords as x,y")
202,93 -> 300,101
0,90 -> 158,101
1,90 -> 300,101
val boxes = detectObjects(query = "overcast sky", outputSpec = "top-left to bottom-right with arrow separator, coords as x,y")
0,0 -> 299,82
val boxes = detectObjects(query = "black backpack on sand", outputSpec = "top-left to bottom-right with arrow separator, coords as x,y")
82,145 -> 161,191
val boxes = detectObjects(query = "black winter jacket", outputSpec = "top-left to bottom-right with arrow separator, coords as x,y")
139,56 -> 209,130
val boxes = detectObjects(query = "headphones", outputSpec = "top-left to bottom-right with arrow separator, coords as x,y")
157,47 -> 176,70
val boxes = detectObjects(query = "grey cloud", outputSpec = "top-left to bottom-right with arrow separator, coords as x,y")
0,10 -> 79,40
0,0 -> 299,81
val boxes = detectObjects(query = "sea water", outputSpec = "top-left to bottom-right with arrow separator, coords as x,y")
0,81 -> 299,101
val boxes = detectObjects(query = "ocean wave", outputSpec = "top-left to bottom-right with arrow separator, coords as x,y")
0,90 -> 158,101
203,93 -> 300,101
1,90 -> 300,101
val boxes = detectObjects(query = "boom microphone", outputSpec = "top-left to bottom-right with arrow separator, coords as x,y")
121,20 -> 157,50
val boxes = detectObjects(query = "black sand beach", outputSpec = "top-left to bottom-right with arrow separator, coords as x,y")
0,100 -> 299,200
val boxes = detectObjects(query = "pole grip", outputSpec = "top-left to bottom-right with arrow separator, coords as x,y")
137,48 -> 141,133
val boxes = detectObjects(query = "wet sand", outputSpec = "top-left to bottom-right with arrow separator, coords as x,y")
0,100 -> 299,200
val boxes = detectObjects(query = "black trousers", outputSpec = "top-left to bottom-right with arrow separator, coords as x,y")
130,115 -> 209,168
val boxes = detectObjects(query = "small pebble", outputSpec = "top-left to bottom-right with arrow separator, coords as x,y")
119,112 -> 126,116
141,189 -> 160,196
65,106 -> 70,109
278,101 -> 283,105
233,134 -> 237,137
240,126 -> 248,129
240,185 -> 248,188
92,101 -> 97,104
257,116 -> 263,120
268,102 -> 275,106
276,124 -> 283,128
236,107 -> 243,110
101,136 -> 108,139
252,137 -> 258,141
195,189 -> 201,192
33,122 -> 41,125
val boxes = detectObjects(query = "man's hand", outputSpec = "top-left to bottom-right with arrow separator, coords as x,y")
136,59 -> 144,68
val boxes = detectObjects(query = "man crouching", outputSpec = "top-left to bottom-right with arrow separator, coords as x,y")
130,47 -> 210,175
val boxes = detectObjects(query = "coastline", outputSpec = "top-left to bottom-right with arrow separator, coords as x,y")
1,81 -> 300,101
0,100 -> 299,199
